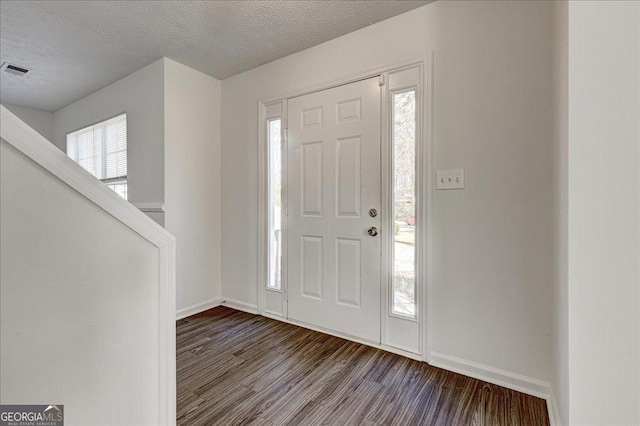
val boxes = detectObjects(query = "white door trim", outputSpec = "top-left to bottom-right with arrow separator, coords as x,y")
257,52 -> 434,361
381,65 -> 425,355
260,53 -> 431,106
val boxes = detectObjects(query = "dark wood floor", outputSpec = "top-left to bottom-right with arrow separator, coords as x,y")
177,307 -> 549,425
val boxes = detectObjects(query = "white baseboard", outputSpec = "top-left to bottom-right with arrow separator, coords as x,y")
176,298 -> 222,320
429,351 -> 551,400
428,352 -> 561,424
546,390 -> 562,426
221,298 -> 259,315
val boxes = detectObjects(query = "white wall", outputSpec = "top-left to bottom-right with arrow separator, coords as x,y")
53,59 -> 165,214
164,58 -> 222,314
1,103 -> 54,141
567,2 -> 640,424
221,0 -> 556,387
0,140 -> 162,425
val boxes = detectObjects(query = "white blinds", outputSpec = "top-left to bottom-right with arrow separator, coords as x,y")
67,114 -> 127,182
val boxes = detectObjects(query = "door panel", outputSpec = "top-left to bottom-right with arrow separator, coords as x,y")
301,235 -> 323,299
302,142 -> 323,216
287,77 -> 381,343
336,136 -> 361,217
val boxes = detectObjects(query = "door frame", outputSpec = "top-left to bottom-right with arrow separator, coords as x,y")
257,53 -> 434,361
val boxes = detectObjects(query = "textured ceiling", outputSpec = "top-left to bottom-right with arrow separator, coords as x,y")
0,0 -> 428,111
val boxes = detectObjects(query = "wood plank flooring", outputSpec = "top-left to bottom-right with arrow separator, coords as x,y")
177,307 -> 549,425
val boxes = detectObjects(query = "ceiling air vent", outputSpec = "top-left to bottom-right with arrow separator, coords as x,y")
1,62 -> 29,76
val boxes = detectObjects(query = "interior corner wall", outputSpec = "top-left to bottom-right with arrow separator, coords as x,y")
51,56 -> 222,315
164,58 -> 222,313
53,59 -> 165,212
1,103 -> 54,142
567,2 -> 640,424
221,0 -> 556,386
551,1 -> 569,424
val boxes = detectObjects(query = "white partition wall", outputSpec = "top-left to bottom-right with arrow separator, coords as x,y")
164,58 -> 222,318
0,107 -> 176,425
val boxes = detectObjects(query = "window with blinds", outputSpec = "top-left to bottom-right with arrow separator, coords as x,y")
67,114 -> 128,199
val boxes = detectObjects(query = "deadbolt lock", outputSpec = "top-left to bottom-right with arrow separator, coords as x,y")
369,208 -> 377,218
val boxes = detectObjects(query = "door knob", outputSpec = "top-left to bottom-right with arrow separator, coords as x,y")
367,226 -> 378,236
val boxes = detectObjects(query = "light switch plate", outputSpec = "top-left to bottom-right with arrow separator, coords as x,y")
436,169 -> 464,190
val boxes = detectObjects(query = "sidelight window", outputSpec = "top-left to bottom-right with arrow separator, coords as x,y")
268,118 -> 283,290
391,90 -> 417,317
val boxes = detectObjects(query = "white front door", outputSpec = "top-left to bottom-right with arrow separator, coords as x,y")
287,77 -> 381,343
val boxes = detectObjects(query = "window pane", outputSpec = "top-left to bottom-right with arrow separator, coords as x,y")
77,131 -> 93,160
106,181 -> 128,199
392,91 -> 416,317
67,114 -> 127,199
106,151 -> 127,178
268,119 -> 282,290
